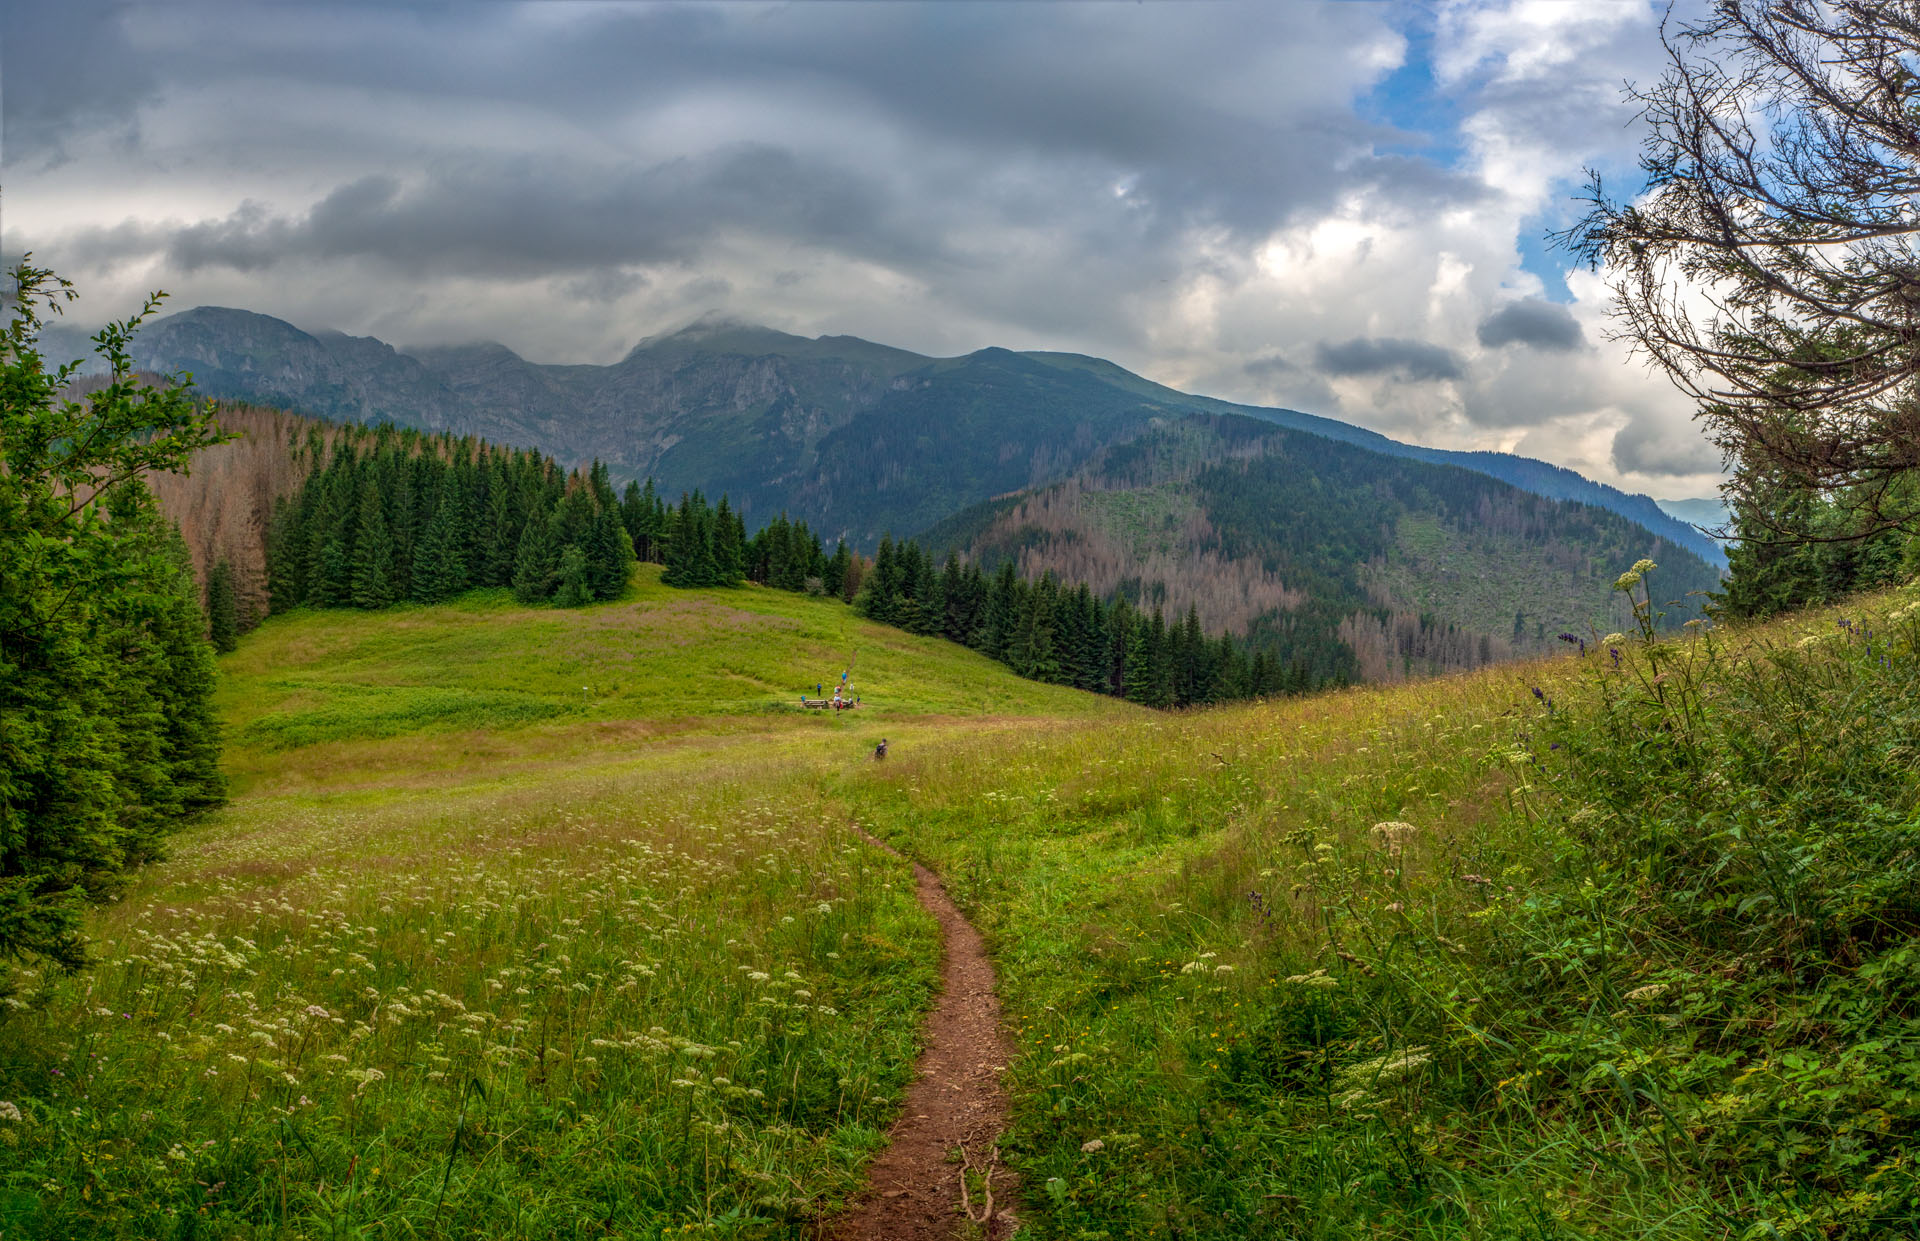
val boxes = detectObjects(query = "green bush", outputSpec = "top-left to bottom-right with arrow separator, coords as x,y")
1502,590 -> 1920,1236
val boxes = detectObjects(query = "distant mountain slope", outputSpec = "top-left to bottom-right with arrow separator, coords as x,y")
1016,352 -> 1728,567
922,414 -> 1721,684
68,305 -> 1721,563
1657,496 -> 1731,534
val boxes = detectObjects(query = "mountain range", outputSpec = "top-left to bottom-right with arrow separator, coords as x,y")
43,306 -> 1726,566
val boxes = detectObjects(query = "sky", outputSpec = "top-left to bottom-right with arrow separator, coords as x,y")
4,0 -> 1723,497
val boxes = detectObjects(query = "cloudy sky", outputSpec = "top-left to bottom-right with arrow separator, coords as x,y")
6,0 -> 1721,497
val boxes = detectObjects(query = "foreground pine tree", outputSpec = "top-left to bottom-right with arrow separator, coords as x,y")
0,262 -> 228,971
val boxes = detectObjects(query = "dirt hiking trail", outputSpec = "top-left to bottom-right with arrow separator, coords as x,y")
829,831 -> 1021,1240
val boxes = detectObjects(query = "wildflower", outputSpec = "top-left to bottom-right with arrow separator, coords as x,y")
1624,983 -> 1669,1002
1369,821 -> 1418,856
1081,1139 -> 1105,1153
1614,569 -> 1642,591
303,1005 -> 329,1020
1602,633 -> 1625,646
0,1102 -> 20,1123
1631,558 -> 1656,575
1338,1046 -> 1431,1090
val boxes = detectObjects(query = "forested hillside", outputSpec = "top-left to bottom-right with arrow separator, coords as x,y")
926,414 -> 1721,682
48,306 -> 1720,560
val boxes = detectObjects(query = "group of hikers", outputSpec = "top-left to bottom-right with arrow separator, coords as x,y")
796,661 -> 884,758
800,666 -> 860,710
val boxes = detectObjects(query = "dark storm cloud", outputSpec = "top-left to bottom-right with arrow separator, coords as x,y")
1612,414 -> 1722,477
1315,336 -> 1464,382
28,2 -> 1452,286
1243,354 -> 1298,378
1,0 -> 159,166
1477,298 -> 1585,351
71,146 -> 920,279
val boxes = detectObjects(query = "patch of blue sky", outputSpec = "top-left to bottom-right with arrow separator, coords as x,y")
1514,204 -> 1580,304
1355,13 -> 1464,167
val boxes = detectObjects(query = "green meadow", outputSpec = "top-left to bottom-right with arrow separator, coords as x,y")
4,563 -> 1919,1239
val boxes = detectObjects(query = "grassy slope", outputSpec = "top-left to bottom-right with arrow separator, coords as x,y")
0,569 -> 1127,1240
219,566 -> 1115,781
844,579 -> 1920,1239
7,565 -> 1917,1239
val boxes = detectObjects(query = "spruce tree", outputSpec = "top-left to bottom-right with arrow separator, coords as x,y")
825,540 -> 853,601
484,480 -> 518,587
316,536 -> 351,607
977,561 -> 1018,658
350,485 -> 396,609
661,494 -> 694,586
586,504 -> 636,600
265,497 -> 303,612
915,554 -> 947,637
205,558 -> 240,653
411,473 -> 469,604
512,508 -> 560,604
553,544 -> 593,607
938,555 -> 968,641
622,478 -> 664,563
387,450 -> 418,598
714,495 -> 745,585
858,536 -> 900,622
555,483 -> 594,553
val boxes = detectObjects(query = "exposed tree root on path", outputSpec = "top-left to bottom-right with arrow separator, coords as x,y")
828,830 -> 1021,1240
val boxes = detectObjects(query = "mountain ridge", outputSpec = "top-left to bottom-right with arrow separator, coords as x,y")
43,304 -> 1723,564
918,412 -> 1722,681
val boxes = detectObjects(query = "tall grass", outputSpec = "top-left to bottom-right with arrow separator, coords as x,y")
846,577 -> 1920,1238
0,753 -> 939,1238
7,568 -> 1917,1238
0,571 -> 1119,1239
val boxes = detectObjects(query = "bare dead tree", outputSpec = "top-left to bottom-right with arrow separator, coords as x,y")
1563,0 -> 1920,542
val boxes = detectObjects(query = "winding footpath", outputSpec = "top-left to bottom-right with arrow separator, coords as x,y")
830,833 -> 1022,1240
